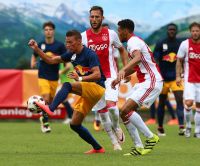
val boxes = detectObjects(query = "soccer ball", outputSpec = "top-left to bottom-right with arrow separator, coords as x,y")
27,95 -> 45,113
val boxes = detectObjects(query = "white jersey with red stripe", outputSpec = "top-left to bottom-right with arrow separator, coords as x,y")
177,38 -> 200,83
127,35 -> 163,83
81,27 -> 123,78
126,35 -> 163,108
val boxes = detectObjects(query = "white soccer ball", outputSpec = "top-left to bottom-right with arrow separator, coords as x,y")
27,95 -> 45,113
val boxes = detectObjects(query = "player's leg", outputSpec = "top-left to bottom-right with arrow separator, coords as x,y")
173,90 -> 185,135
194,85 -> 200,138
93,111 -> 101,131
157,82 -> 168,136
145,102 -> 156,124
70,110 -> 104,154
184,82 -> 195,137
62,99 -> 73,124
165,99 -> 177,122
38,78 -> 52,133
157,94 -> 167,136
98,108 -> 122,150
105,78 -> 125,143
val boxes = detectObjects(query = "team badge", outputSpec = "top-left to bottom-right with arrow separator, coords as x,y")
102,34 -> 108,41
71,54 -> 76,61
41,44 -> 46,50
162,43 -> 168,51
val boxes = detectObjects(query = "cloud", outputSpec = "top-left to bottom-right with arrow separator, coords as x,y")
152,11 -> 163,19
187,5 -> 200,16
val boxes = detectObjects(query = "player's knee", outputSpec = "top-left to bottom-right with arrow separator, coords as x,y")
70,124 -> 81,132
185,100 -> 193,108
62,82 -> 72,91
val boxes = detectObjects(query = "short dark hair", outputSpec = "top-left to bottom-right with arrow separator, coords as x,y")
189,22 -> 200,31
90,6 -> 104,16
167,23 -> 178,30
66,30 -> 82,40
118,19 -> 135,32
43,21 -> 55,29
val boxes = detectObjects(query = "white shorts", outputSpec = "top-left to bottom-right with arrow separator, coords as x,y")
127,81 -> 163,108
105,77 -> 119,102
92,77 -> 119,111
184,81 -> 200,102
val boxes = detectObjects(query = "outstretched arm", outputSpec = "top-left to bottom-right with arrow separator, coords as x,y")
28,39 -> 64,64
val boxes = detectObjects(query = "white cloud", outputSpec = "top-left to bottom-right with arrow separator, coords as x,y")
187,5 -> 200,16
152,11 -> 163,19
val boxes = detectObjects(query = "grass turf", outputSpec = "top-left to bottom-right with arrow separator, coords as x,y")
0,121 -> 199,166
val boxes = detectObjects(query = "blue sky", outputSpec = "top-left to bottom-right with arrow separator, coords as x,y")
1,0 -> 200,30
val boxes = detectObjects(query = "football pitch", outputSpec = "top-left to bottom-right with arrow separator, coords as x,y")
0,121 -> 199,166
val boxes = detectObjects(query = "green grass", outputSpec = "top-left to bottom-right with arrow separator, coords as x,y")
0,121 -> 200,166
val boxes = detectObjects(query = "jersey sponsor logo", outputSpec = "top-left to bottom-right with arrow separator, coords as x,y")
162,52 -> 177,62
74,65 -> 90,76
41,44 -> 46,50
46,52 -> 54,57
88,44 -> 108,51
189,52 -> 200,59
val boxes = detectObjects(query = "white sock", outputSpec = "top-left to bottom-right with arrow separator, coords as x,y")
184,105 -> 193,129
94,111 -> 101,121
99,111 -> 118,145
125,122 -> 144,148
108,105 -> 120,130
129,112 -> 153,138
194,109 -> 200,133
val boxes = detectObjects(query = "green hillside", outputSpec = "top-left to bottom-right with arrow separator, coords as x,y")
146,14 -> 200,46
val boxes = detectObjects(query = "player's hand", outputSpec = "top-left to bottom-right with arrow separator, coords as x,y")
28,39 -> 38,50
124,76 -> 131,83
176,76 -> 182,87
111,79 -> 120,90
117,69 -> 126,82
67,71 -> 79,81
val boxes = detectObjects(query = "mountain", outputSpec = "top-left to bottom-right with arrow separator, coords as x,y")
0,3 -> 88,69
145,14 -> 200,45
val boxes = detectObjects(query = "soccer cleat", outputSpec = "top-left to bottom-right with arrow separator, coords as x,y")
185,128 -> 192,138
194,133 -> 200,138
157,127 -> 166,136
63,118 -> 71,124
84,148 -> 105,154
35,102 -> 54,116
145,118 -> 156,125
178,128 -> 185,136
39,116 -> 51,133
114,128 -> 125,144
123,147 -> 151,156
93,120 -> 101,131
113,143 -> 122,151
144,134 -> 159,150
167,119 -> 178,125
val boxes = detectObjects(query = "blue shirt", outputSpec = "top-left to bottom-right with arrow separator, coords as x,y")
154,38 -> 182,81
61,46 -> 105,87
34,40 -> 66,80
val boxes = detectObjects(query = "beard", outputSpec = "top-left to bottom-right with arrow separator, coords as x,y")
90,21 -> 102,30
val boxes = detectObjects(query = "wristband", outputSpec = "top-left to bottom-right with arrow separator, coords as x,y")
78,77 -> 83,81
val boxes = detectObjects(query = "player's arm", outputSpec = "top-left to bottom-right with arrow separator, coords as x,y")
28,39 -> 64,64
118,46 -> 128,67
111,50 -> 140,89
30,54 -> 37,68
176,58 -> 184,86
68,66 -> 101,82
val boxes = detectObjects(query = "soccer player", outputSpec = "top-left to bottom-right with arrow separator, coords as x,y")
30,21 -> 73,133
81,6 -> 128,151
28,30 -> 106,154
112,19 -> 163,156
153,23 -> 184,136
176,22 -> 200,138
